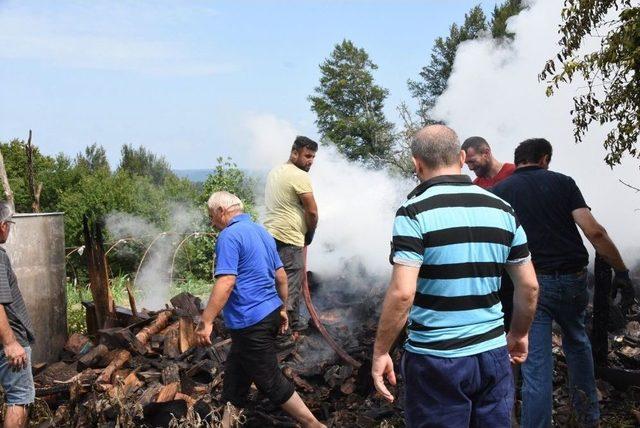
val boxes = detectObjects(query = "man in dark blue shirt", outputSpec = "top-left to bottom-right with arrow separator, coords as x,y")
196,191 -> 324,428
493,138 -> 635,428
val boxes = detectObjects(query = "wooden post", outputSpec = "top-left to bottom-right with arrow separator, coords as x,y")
25,130 -> 42,213
0,142 -> 13,209
83,215 -> 115,329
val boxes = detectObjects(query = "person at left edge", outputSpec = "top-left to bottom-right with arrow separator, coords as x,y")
195,191 -> 325,428
0,201 -> 36,428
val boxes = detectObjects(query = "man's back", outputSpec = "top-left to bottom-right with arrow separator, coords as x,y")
392,175 -> 529,358
215,214 -> 283,330
492,166 -> 589,272
264,163 -> 312,247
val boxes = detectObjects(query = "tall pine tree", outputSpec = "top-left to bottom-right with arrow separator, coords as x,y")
309,40 -> 394,165
407,5 -> 487,124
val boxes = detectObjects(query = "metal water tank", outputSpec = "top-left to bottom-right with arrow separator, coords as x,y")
2,213 -> 66,364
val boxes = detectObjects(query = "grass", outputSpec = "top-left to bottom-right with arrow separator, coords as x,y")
66,275 -> 213,335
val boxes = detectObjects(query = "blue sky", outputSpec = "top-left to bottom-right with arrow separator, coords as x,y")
0,0 -> 498,169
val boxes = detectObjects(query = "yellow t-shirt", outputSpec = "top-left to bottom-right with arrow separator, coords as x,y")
264,162 -> 313,247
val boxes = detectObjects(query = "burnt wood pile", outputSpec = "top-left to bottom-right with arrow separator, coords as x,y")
28,287 -> 404,427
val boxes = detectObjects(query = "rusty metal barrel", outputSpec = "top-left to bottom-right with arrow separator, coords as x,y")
2,212 -> 67,363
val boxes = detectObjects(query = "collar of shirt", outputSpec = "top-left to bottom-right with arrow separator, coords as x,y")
514,165 -> 543,174
227,213 -> 251,227
407,174 -> 472,198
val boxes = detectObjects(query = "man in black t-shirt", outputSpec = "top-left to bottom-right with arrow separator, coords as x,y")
493,139 -> 635,428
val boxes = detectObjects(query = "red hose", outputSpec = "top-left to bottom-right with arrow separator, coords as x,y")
301,247 -> 361,368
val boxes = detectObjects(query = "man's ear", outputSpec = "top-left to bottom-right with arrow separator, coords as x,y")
459,150 -> 466,167
411,156 -> 421,176
539,154 -> 551,168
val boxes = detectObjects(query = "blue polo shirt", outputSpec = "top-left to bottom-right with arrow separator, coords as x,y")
214,213 -> 284,329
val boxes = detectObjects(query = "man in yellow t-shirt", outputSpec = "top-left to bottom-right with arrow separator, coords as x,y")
264,136 -> 319,344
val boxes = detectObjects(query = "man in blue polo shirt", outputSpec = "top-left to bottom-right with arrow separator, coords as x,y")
372,125 -> 539,427
492,138 -> 635,428
195,191 -> 324,428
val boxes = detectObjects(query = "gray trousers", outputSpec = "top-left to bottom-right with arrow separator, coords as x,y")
276,243 -> 305,332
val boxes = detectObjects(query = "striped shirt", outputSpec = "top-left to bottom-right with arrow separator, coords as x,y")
391,175 -> 529,358
0,248 -> 35,348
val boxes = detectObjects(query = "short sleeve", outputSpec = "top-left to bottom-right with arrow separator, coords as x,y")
0,254 -> 13,304
291,172 -> 313,195
567,177 -> 589,211
214,232 -> 240,277
506,216 -> 530,265
390,206 -> 424,267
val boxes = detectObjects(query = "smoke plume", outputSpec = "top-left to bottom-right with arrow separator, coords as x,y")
431,0 -> 640,263
105,203 -> 208,310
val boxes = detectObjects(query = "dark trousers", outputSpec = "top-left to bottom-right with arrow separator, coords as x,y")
592,254 -> 612,367
222,309 -> 295,407
402,346 -> 514,428
275,241 -> 305,331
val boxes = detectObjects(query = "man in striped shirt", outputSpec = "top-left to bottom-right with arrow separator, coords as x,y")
372,125 -> 539,427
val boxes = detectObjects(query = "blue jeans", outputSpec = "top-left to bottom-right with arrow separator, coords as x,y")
0,346 -> 35,405
402,346 -> 514,428
521,270 -> 599,427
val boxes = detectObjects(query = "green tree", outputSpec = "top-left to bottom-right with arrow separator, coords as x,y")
408,5 -> 487,123
309,39 -> 395,165
118,144 -> 173,185
540,0 -> 639,166
490,0 -> 525,39
76,143 -> 110,173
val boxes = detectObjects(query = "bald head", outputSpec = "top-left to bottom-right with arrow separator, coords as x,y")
411,125 -> 461,169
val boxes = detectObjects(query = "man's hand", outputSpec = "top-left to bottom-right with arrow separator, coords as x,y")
507,332 -> 528,364
195,321 -> 214,347
613,270 -> 636,314
371,352 -> 396,402
279,309 -> 289,335
4,340 -> 26,371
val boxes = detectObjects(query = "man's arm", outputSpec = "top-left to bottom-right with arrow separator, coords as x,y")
299,192 -> 318,245
275,267 -> 288,306
275,267 -> 289,333
372,264 -> 419,402
572,208 -> 627,272
0,304 -> 26,369
196,275 -> 236,346
504,260 -> 539,363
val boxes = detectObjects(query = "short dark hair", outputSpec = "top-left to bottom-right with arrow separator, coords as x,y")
461,136 -> 489,153
292,136 -> 318,152
514,138 -> 553,165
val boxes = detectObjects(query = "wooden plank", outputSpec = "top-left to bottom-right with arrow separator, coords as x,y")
155,382 -> 179,403
170,292 -> 201,317
98,349 -> 131,384
164,327 -> 181,359
77,344 -> 108,371
82,216 -> 116,329
135,311 -> 172,345
179,317 -> 196,353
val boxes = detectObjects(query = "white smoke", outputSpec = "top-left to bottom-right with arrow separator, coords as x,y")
243,113 -> 411,285
105,203 -> 208,310
431,0 -> 640,264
